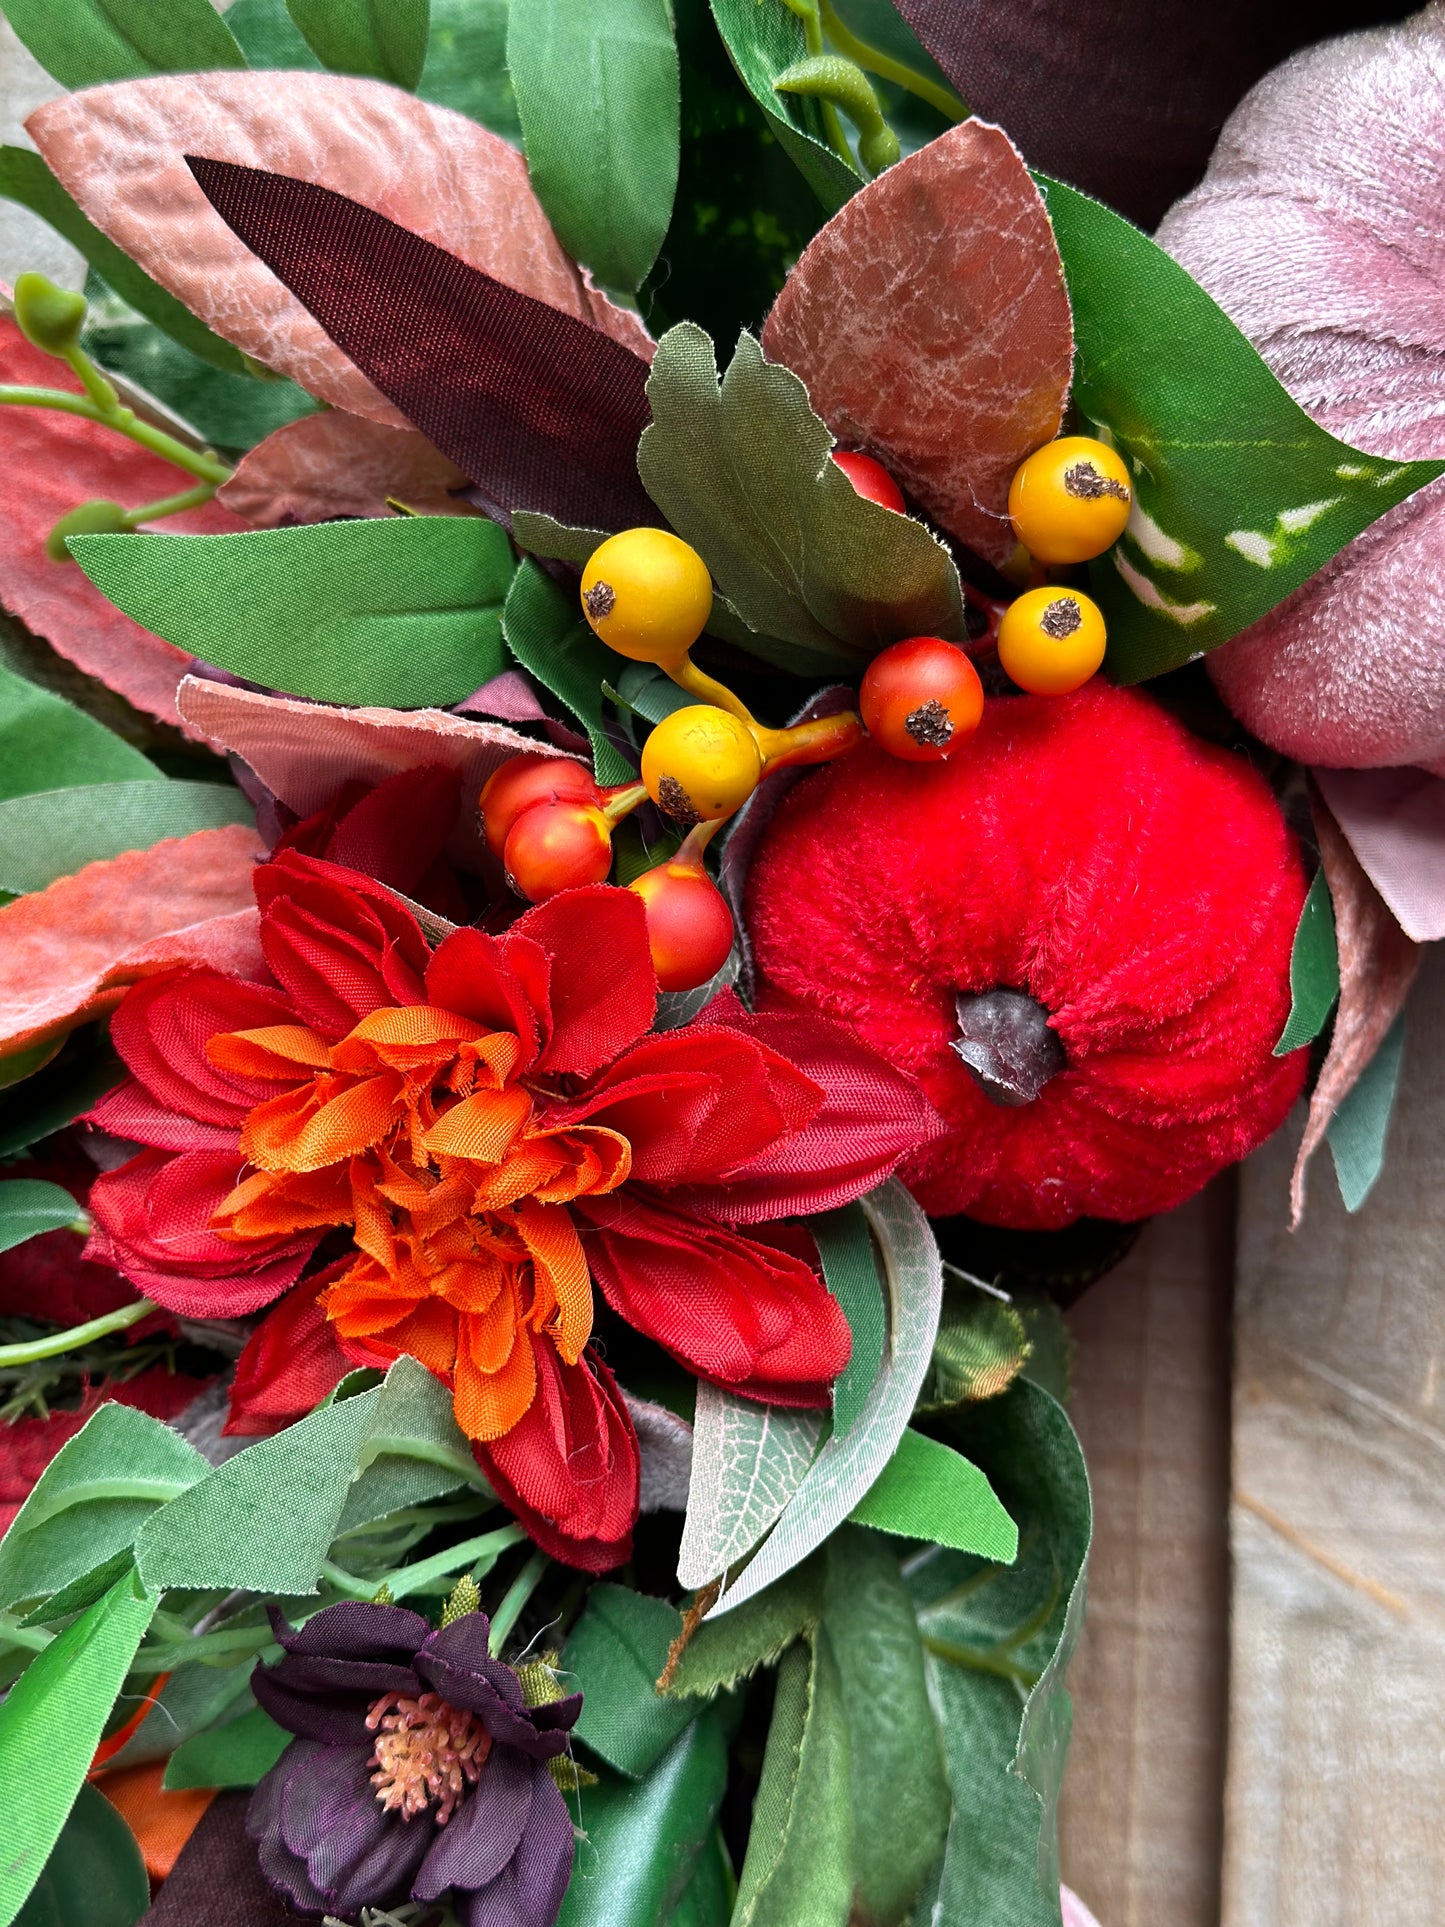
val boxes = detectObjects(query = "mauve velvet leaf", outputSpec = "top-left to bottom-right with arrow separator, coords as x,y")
187,157 -> 660,534
761,121 -> 1072,569
1156,9 -> 1445,771
1313,765 -> 1445,945
0,825 -> 262,1054
219,411 -> 470,527
27,73 -> 651,425
0,313 -> 245,730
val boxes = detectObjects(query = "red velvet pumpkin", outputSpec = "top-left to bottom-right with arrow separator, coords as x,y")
745,684 -> 1308,1228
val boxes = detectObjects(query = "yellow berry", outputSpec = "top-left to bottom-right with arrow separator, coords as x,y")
997,587 -> 1107,696
1008,436 -> 1132,565
640,705 -> 762,824
580,528 -> 714,664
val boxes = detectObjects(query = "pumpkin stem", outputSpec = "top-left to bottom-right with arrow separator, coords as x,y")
952,989 -> 1066,1106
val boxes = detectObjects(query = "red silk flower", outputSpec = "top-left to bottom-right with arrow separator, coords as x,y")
83,853 -> 937,1568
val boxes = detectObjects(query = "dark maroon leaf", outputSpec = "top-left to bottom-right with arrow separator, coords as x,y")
186,156 -> 659,533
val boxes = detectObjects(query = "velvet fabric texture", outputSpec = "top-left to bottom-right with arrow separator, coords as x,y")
745,685 -> 1307,1228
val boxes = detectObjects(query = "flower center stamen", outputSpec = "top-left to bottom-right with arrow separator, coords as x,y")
365,1689 -> 491,1824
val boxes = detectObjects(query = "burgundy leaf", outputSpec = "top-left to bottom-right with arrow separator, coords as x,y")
188,157 -> 659,534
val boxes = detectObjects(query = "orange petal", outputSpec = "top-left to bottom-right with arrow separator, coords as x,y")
452,1319 -> 537,1442
511,1199 -> 593,1365
530,1124 -> 632,1203
334,1003 -> 486,1064
243,1074 -> 401,1172
207,1023 -> 331,1079
422,1087 -> 533,1164
212,1164 -> 351,1239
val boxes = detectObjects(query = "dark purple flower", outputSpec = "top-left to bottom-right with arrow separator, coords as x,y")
246,1601 -> 581,1926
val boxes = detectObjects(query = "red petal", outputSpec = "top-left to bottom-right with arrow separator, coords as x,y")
508,887 -> 655,1079
255,851 -> 430,1037
86,1080 -> 238,1152
426,927 -> 543,1066
310,764 -> 460,898
107,968 -> 298,1127
225,1267 -> 352,1435
0,1151 -> 143,1328
575,1191 -> 849,1406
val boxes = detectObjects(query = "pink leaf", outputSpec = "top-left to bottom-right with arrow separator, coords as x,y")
0,824 -> 263,1054
1290,790 -> 1421,1225
217,410 -> 470,527
1156,10 -> 1445,770
1061,1889 -> 1103,1927
0,313 -> 246,729
1312,765 -> 1445,944
29,73 -> 652,427
174,675 -> 581,874
761,120 -> 1072,569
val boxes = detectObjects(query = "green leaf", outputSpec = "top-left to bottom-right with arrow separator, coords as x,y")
563,1584 -> 695,1779
678,1384 -> 823,1592
0,0 -> 246,87
812,1202 -> 886,1438
706,0 -> 859,212
665,1555 -> 825,1702
419,0 -> 520,141
558,1713 -> 729,1927
69,518 -> 516,710
511,511 -> 609,569
92,1655 -> 258,1773
508,0 -> 679,295
0,1570 -> 157,1925
14,1783 -> 148,1927
917,1286 -> 1033,1411
911,1380 -> 1092,1927
663,1829 -> 732,1927
0,662 -> 157,805
733,1636 -> 852,1927
0,782 -> 253,896
1328,1007 -> 1407,1213
0,1407 -> 208,1615
0,1180 -> 84,1254
712,1180 -> 942,1616
226,0 -> 324,66
163,1701 -> 289,1790
285,0 -> 431,88
334,1353 -> 485,1536
850,1427 -> 1018,1562
823,1527 -> 949,1925
1276,868 -> 1340,1055
1039,176 -> 1445,683
0,1036 -> 124,1160
0,151 -> 247,377
501,558 -> 634,786
637,325 -> 964,674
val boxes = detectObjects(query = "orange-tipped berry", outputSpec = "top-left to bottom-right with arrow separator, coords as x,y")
997,587 -> 1107,696
580,528 -> 714,666
860,637 -> 984,762
630,850 -> 735,992
641,705 -> 762,826
503,797 -> 613,900
832,449 -> 905,513
1008,436 -> 1132,565
480,756 -> 599,860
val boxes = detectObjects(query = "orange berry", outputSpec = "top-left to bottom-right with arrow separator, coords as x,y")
630,859 -> 735,991
859,636 -> 984,762
480,756 -> 599,860
1008,436 -> 1132,565
832,450 -> 906,513
503,797 -> 612,900
996,587 -> 1107,696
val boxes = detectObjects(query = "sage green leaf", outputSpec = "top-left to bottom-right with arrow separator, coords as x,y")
502,558 -> 635,786
0,0 -> 246,88
420,0 -> 520,140
706,0 -> 858,212
0,1407 -> 208,1614
19,1550 -> 135,1631
812,1202 -> 885,1438
638,326 -> 964,674
558,1713 -> 728,1927
0,662 -> 157,804
511,511 -> 608,568
163,1701 -> 289,1790
849,1427 -> 1017,1562
563,1584 -> 693,1779
69,519 -> 516,710
665,1555 -> 825,1702
508,0 -> 679,294
1039,176 -> 1444,683
916,1288 -> 1033,1411
733,1636 -> 852,1927
333,1353 -> 484,1536
664,1829 -> 732,1927
911,1380 -> 1091,1927
0,782 -> 253,896
0,1037 -> 124,1160
14,1782 -> 148,1927
226,0 -> 324,66
285,0 -> 431,88
712,1181 -> 942,1616
823,1527 -> 949,1926
677,1382 -> 823,1591
95,1655 -> 258,1772
0,1570 -> 158,1925
1276,868 -> 1340,1055
0,1180 -> 84,1254
1328,1007 -> 1406,1213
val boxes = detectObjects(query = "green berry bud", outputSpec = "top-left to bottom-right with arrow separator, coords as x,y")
45,499 -> 131,563
14,272 -> 88,358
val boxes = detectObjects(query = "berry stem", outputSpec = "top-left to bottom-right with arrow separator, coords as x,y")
598,779 -> 649,826
667,652 -> 758,726
675,817 -> 726,867
0,382 -> 233,486
755,708 -> 865,772
817,0 -> 968,120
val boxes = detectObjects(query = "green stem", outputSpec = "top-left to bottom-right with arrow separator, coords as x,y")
324,1524 -> 527,1606
819,0 -> 968,119
779,0 -> 856,167
120,479 -> 219,528
0,384 -> 232,486
489,1549 -> 549,1655
921,1633 -> 1039,1690
0,1614 -> 55,1655
0,1297 -> 157,1367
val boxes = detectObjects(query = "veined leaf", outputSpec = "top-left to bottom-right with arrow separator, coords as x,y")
638,325 -> 965,675
1040,176 -> 1444,682
677,1383 -> 823,1591
0,1180 -> 85,1255
0,783 -> 253,897
508,0 -> 680,294
1275,867 -> 1339,1055
811,1202 -> 885,1439
706,0 -> 858,212
1,0 -> 245,88
0,1571 -> 158,1925
0,662 -> 157,805
501,558 -> 635,786
849,1427 -> 1017,1561
69,519 -> 517,710
285,0 -> 431,88
563,1583 -> 693,1779
710,1180 -> 942,1617
13,1782 -> 148,1927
